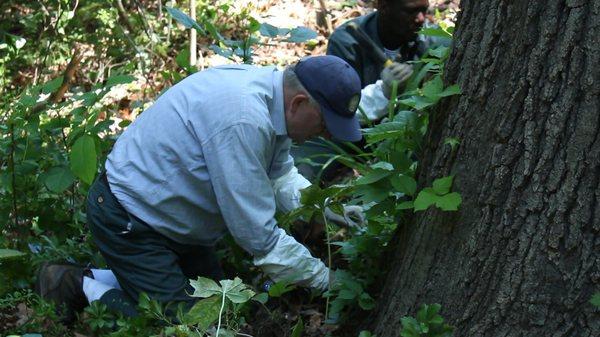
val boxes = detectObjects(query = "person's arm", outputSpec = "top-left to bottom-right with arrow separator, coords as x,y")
203,123 -> 329,290
269,138 -> 311,213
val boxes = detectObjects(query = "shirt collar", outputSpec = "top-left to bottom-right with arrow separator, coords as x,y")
270,70 -> 287,136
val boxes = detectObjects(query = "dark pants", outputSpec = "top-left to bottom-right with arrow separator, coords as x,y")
86,172 -> 224,316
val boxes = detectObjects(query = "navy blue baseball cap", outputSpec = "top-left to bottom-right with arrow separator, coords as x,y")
295,55 -> 362,142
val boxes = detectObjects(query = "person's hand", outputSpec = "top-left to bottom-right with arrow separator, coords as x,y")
324,205 -> 366,228
381,62 -> 413,99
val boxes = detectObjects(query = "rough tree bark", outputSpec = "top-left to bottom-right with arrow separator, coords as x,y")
370,1 -> 599,336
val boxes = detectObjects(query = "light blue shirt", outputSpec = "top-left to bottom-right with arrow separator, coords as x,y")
105,65 -> 294,256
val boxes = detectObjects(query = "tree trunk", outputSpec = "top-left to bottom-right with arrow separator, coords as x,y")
370,1 -> 600,336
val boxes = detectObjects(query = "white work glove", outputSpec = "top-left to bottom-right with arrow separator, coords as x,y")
324,205 -> 366,229
381,62 -> 413,99
254,228 -> 330,291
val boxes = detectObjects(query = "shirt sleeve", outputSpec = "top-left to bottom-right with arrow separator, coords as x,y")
202,123 -> 329,290
327,29 -> 362,79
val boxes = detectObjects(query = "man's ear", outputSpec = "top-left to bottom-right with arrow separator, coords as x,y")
289,94 -> 309,115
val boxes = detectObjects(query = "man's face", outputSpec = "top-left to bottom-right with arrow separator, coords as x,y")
382,0 -> 429,43
285,95 -> 330,144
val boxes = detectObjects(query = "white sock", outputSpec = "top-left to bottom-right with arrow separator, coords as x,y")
90,269 -> 122,290
83,276 -> 114,303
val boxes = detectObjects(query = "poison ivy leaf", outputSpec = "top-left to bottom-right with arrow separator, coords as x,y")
354,181 -> 390,204
422,75 -> 444,99
70,135 -> 97,185
396,200 -> 414,210
190,277 -> 222,298
400,317 -> 422,336
43,166 -> 75,193
166,6 -> 204,32
420,26 -> 452,39
391,174 -> 417,196
399,95 -> 437,110
337,289 -> 357,300
438,84 -> 461,97
285,26 -> 317,43
413,187 -> 437,211
428,46 -> 450,59
0,249 -> 25,261
444,137 -> 460,151
106,74 -> 135,87
432,176 -> 454,195
355,169 -> 394,185
358,292 -> 375,310
41,77 -> 63,94
184,295 -> 221,329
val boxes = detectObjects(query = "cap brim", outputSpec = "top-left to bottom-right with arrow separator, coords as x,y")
321,106 -> 362,142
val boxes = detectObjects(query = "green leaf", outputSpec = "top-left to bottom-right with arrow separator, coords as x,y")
268,280 -> 296,297
358,331 -> 373,337
106,74 -> 136,87
166,6 -> 204,32
436,192 -> 462,211
355,169 -> 394,185
259,23 -> 279,37
396,201 -> 414,210
398,95 -> 437,110
439,84 -> 461,97
428,46 -> 450,59
432,176 -> 454,195
444,137 -> 460,151
370,161 -> 394,171
18,95 -> 37,107
41,77 -> 63,94
291,317 -> 304,337
419,26 -> 452,39
390,174 -> 417,196
43,166 -> 75,193
190,277 -> 222,298
220,277 -> 255,304
248,17 -> 261,33
69,135 -> 97,185
400,317 -> 421,337
354,181 -> 390,204
252,292 -> 269,304
358,292 -> 375,310
286,26 -> 317,43
226,288 -> 255,304
591,292 -> 600,308
184,295 -> 221,329
422,75 -> 444,99
0,249 -> 25,261
337,289 -> 357,300
413,188 -> 437,211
